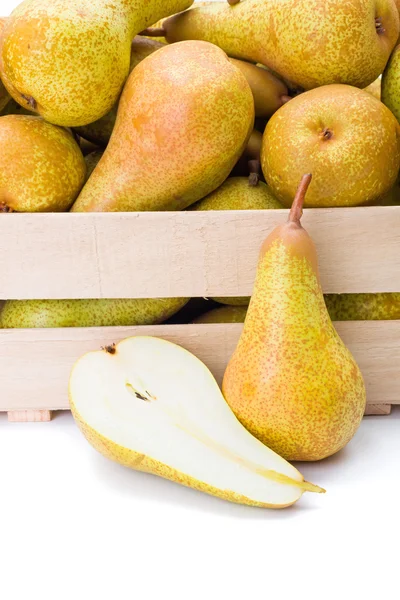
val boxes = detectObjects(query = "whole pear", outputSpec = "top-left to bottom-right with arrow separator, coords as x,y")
163,0 -> 399,90
72,41 -> 254,212
0,298 -> 189,328
0,18 -> 9,111
364,77 -> 381,99
189,177 -> 282,211
325,293 -> 400,321
0,0 -> 193,127
382,45 -> 400,122
262,84 -> 400,207
74,37 -> 166,146
0,115 -> 86,212
194,305 -> 247,324
223,175 -> 366,462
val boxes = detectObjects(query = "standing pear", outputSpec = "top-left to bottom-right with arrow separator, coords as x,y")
223,175 -> 366,462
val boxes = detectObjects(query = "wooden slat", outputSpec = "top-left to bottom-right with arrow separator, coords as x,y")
0,321 -> 398,412
7,410 -> 52,422
1,208 -> 400,299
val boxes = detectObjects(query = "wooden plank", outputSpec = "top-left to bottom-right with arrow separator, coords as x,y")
364,405 -> 392,415
1,208 -> 400,299
0,321 -> 398,412
7,410 -> 52,422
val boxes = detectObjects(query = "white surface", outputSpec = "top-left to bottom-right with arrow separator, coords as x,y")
1,1 -> 399,598
1,408 -> 399,600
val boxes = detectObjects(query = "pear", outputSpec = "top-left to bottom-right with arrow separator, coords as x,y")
229,59 -> 288,119
325,293 -> 400,321
231,129 -> 263,179
375,174 -> 400,205
213,297 -> 250,307
382,45 -> 400,123
0,0 -> 193,127
194,305 -> 247,324
71,41 -> 254,212
0,115 -> 86,212
163,0 -> 399,91
0,18 -> 9,111
262,84 -> 400,208
223,175 -> 366,462
69,336 -> 324,508
0,298 -> 189,328
364,77 -> 381,100
189,177 -> 282,211
84,150 -> 103,182
74,37 -> 166,147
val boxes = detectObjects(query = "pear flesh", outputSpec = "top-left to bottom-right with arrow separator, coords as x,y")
70,336 -> 324,508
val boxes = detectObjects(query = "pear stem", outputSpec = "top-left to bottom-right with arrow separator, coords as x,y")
288,173 -> 312,224
139,27 -> 166,37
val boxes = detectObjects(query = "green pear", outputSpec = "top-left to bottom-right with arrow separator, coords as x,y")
325,293 -> 400,321
74,37 -> 166,146
382,44 -> 400,123
213,297 -> 250,307
262,84 -> 400,207
71,41 -> 254,212
0,0 -> 193,127
0,115 -> 86,212
0,298 -> 189,328
70,336 -> 324,508
189,177 -> 282,211
222,175 -> 366,462
163,0 -> 399,90
84,150 -> 103,181
194,305 -> 247,324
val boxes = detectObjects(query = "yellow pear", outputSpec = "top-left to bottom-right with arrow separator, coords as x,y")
163,0 -> 399,90
223,175 -> 366,462
70,336 -> 324,508
0,18 -> 9,111
189,177 -> 282,211
0,115 -> 86,212
0,298 -> 188,328
72,41 -> 254,212
194,305 -> 247,324
74,37 -> 166,147
0,0 -> 193,126
262,84 -> 400,207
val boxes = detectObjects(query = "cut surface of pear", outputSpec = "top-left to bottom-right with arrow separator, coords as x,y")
70,336 -> 324,508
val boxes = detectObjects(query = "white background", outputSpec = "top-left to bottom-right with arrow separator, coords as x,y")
1,0 -> 400,598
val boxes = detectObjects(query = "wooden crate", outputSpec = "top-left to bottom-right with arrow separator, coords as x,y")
1,207 -> 399,422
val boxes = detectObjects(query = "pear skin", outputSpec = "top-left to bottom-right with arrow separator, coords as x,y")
0,0 -> 193,127
84,150 -> 103,182
194,305 -> 247,324
74,37 -> 166,146
0,18 -> 9,111
364,77 -> 381,100
163,0 -> 399,90
71,41 -> 254,212
229,59 -> 288,119
382,45 -> 400,123
189,177 -> 282,211
262,84 -> 400,207
0,298 -> 189,328
325,293 -> 400,321
0,115 -> 86,212
223,175 -> 366,462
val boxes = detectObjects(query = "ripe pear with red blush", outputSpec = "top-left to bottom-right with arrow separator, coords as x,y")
223,175 -> 366,462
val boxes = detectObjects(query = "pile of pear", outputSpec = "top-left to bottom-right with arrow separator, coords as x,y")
1,0 -> 400,327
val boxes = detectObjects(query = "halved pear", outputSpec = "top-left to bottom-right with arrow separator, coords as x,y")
69,336 -> 324,508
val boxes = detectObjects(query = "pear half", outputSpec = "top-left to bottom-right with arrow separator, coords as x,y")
69,336 -> 324,508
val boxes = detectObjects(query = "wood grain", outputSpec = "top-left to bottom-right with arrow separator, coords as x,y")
7,410 -> 52,422
1,208 -> 400,299
0,321 -> 398,412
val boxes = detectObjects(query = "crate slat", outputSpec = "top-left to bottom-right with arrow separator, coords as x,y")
0,321 -> 398,412
1,208 -> 400,299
